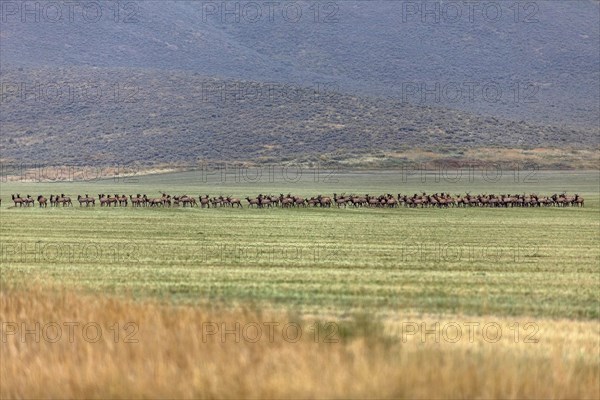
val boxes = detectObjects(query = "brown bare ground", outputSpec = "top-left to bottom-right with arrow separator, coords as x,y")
1,285 -> 598,399
2,147 -> 598,182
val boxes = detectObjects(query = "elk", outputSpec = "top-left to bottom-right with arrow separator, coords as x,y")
246,197 -> 259,208
57,194 -> 72,207
130,194 -> 143,207
280,194 -> 294,208
199,195 -> 210,208
98,194 -> 117,207
78,194 -> 95,207
258,195 -> 272,208
293,196 -> 305,207
318,195 -> 332,208
228,197 -> 242,208
37,195 -> 47,208
333,193 -> 347,208
3,191 -> 587,211
12,194 -> 24,207
142,195 -> 164,207
115,194 -> 128,207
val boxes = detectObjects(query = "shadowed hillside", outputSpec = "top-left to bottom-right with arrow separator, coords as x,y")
1,67 -> 597,169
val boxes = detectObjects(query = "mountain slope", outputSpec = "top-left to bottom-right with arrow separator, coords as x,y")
1,1 -> 598,128
1,67 -> 597,169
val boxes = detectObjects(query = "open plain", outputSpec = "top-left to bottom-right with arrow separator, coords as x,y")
1,170 -> 598,398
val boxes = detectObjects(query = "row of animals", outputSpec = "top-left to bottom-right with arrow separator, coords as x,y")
6,193 -> 585,208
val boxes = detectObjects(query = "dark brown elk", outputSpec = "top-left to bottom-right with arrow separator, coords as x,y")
227,197 -> 242,208
318,195 -> 331,208
246,197 -> 259,208
37,195 -> 47,208
258,195 -> 272,208
98,194 -> 109,207
12,194 -> 25,207
174,195 -> 195,207
130,195 -> 143,207
367,195 -> 380,207
161,193 -> 172,207
428,195 -> 439,208
269,195 -> 280,206
563,193 -> 575,206
306,197 -> 319,207
116,194 -> 128,207
467,195 -> 478,207
435,194 -> 449,208
280,194 -> 294,208
515,195 -> 524,207
142,194 -> 164,207
293,196 -> 305,207
98,194 -> 117,207
57,194 -> 72,207
218,196 -> 231,207
351,195 -> 367,207
334,193 -> 347,208
23,195 -> 35,207
501,195 -> 514,207
529,195 -> 539,207
77,194 -> 95,207
386,194 -> 398,208
538,196 -> 552,207
199,195 -> 210,208
489,195 -> 500,208
185,196 -> 198,207
552,193 -> 573,207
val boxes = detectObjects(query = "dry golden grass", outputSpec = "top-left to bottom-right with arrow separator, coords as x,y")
366,147 -> 600,169
1,285 -> 598,399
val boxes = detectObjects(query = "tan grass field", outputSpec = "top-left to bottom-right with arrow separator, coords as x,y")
1,284 -> 598,399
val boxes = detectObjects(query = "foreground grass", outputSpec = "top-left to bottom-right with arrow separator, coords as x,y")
1,285 -> 598,399
1,171 -> 598,398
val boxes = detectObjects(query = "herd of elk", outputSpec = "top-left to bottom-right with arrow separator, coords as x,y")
395,193 -> 585,208
10,194 -> 34,207
50,194 -> 72,207
97,194 -> 127,207
4,192 -> 585,208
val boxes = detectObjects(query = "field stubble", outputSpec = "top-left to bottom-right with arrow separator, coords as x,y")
1,285 -> 599,399
0,170 -> 599,398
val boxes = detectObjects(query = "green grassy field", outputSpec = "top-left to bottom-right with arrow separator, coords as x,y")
1,170 -> 599,319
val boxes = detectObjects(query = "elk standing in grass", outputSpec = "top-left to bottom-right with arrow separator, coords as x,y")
37,195 -> 47,208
